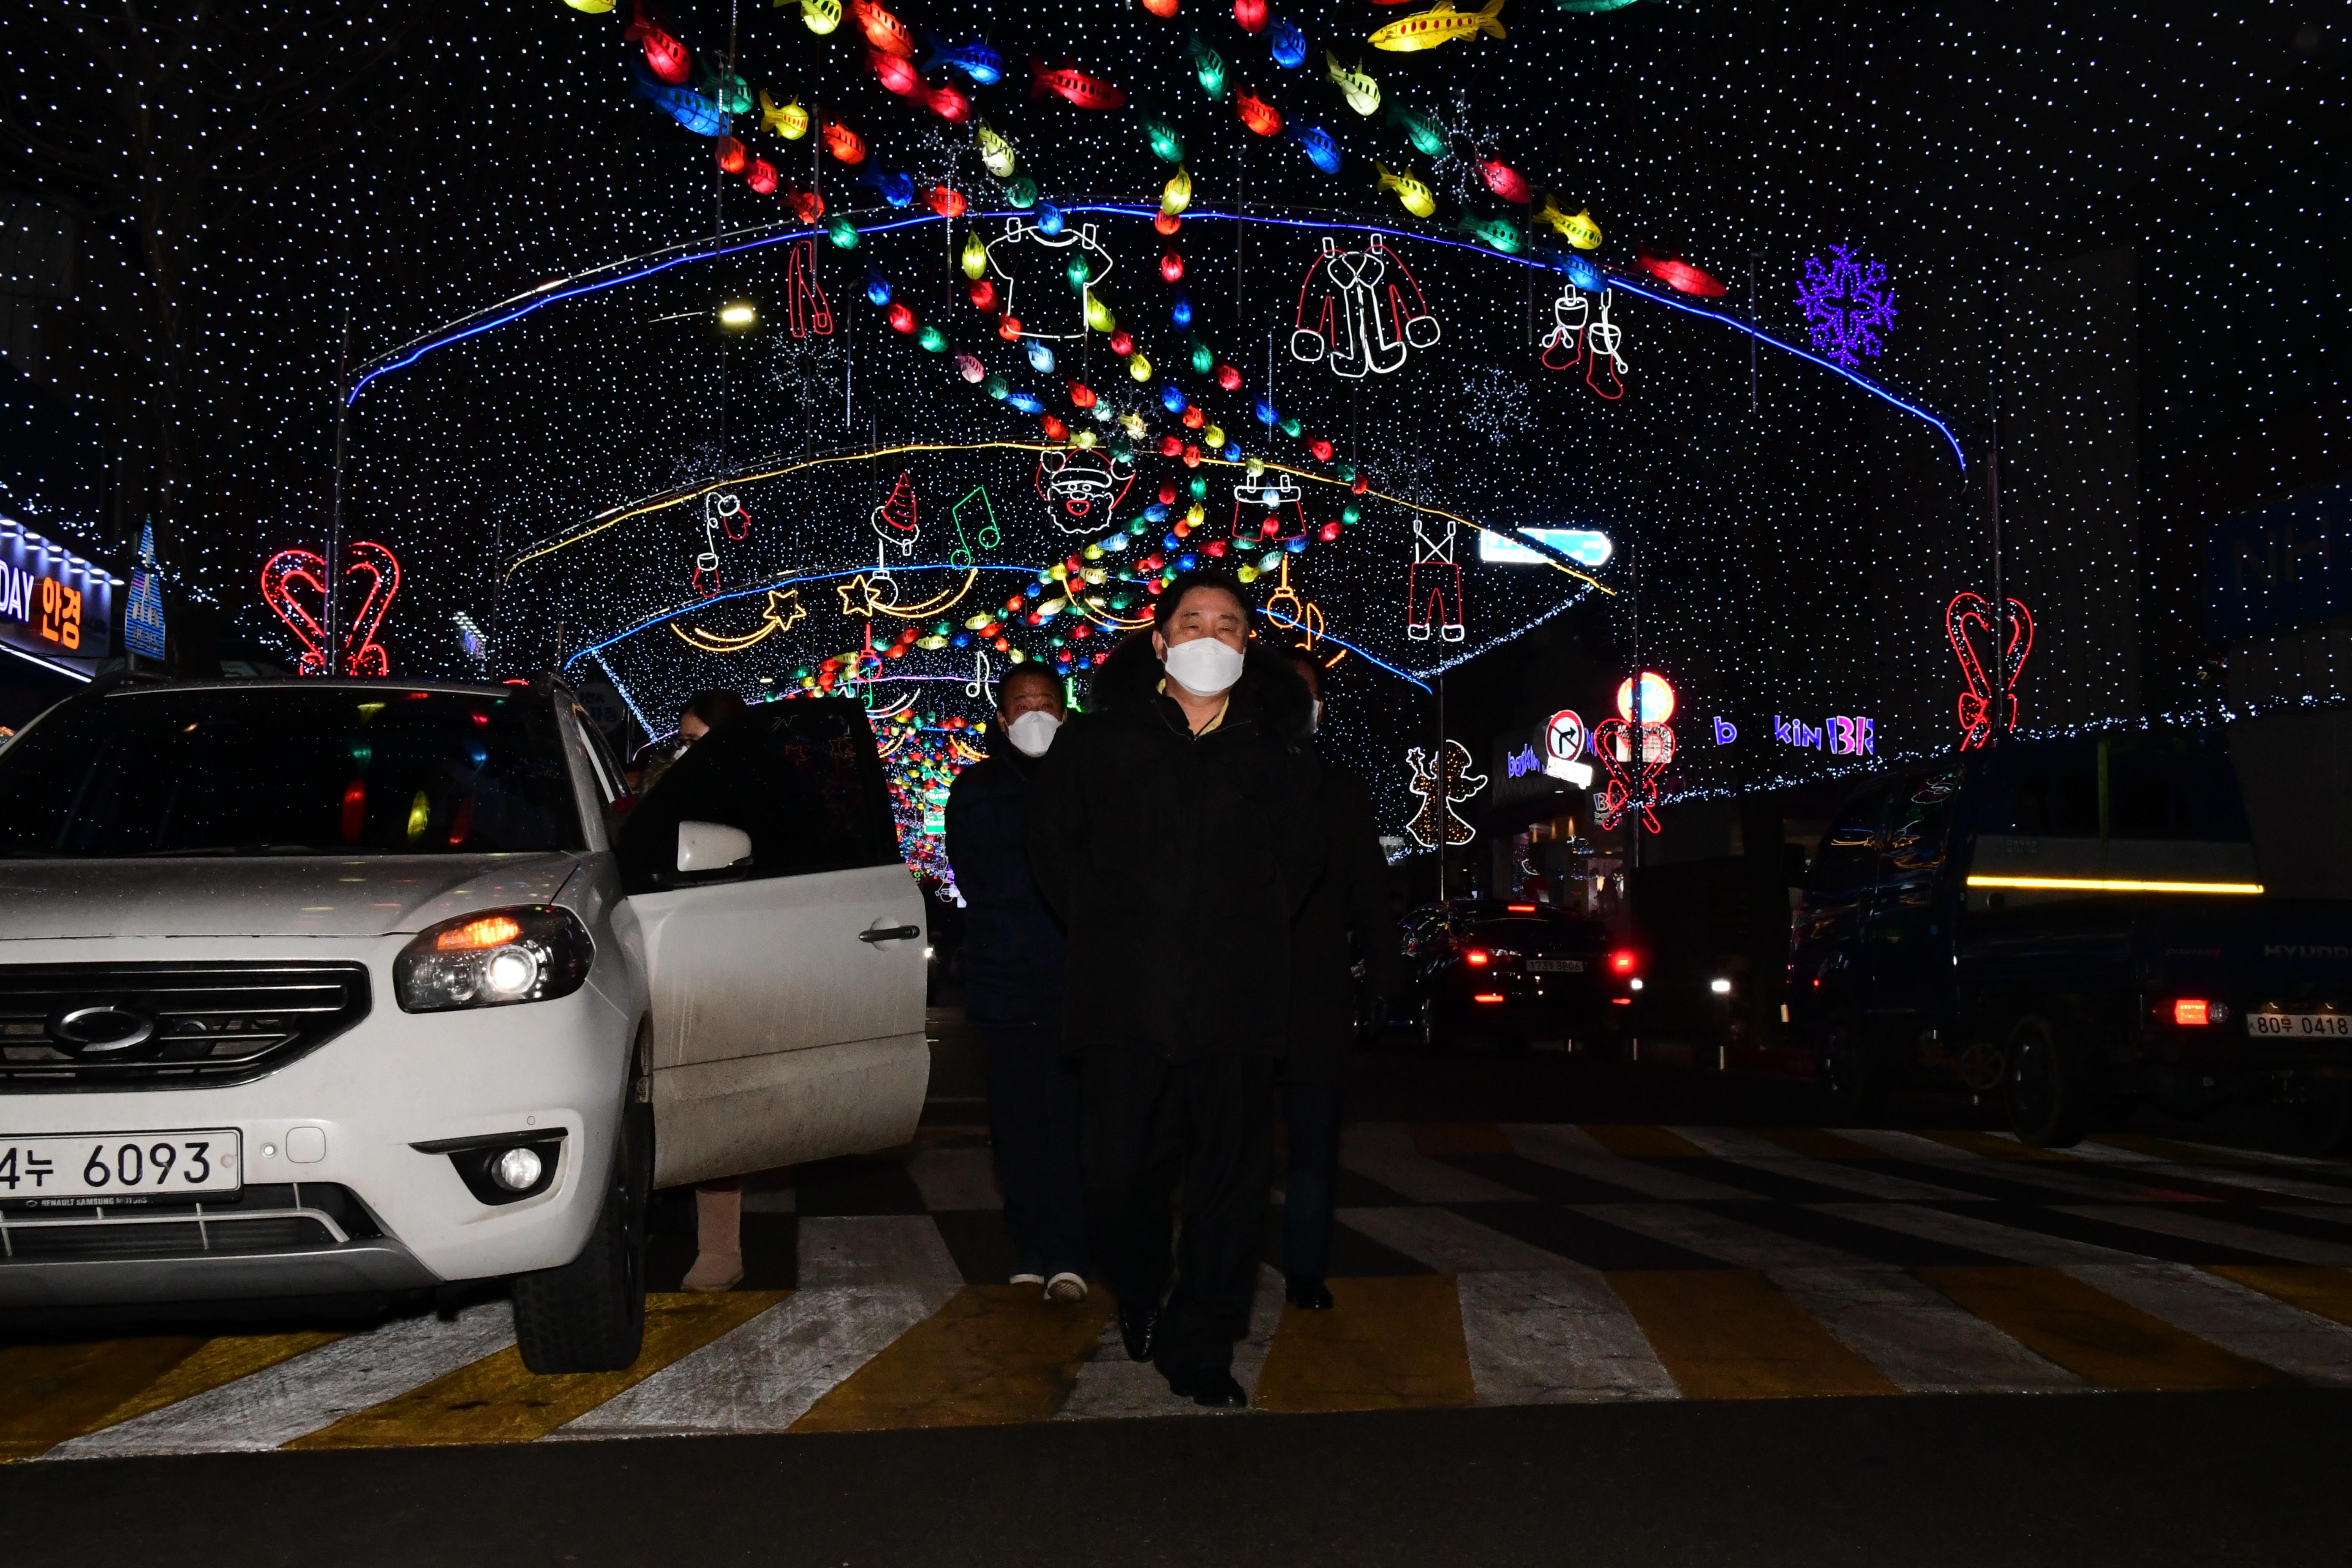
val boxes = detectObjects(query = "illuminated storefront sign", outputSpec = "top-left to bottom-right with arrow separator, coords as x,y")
1774,713 -> 1875,755
1478,527 -> 1613,568
0,519 -> 116,673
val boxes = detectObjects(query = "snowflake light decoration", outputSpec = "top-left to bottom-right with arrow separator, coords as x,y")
1794,245 -> 1897,368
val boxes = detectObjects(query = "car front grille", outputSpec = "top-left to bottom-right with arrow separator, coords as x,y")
0,963 -> 371,1091
0,1182 -> 381,1261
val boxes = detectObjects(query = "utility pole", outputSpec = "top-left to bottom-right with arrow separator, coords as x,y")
1987,360 -> 2004,743
1435,672 -> 1448,902
326,305 -> 351,670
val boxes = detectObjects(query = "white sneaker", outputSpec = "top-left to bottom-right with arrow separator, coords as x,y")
1011,1271 -> 1046,1287
1045,1271 -> 1087,1303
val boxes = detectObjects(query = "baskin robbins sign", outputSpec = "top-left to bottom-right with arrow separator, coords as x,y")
1708,712 -> 1876,756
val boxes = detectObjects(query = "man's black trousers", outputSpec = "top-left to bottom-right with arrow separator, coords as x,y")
981,1023 -> 1088,1280
1081,1047 -> 1274,1379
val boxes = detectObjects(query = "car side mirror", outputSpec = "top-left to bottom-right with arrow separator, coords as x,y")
677,820 -> 753,875
1781,843 -> 1810,888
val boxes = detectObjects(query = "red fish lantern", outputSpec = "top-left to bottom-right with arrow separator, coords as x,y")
625,5 -> 692,84
787,187 -> 826,222
1183,443 -> 1203,467
1317,519 -> 1341,541
967,278 -> 999,312
1235,0 -> 1267,32
1041,415 -> 1069,440
1236,90 -> 1283,137
925,82 -> 972,121
746,158 -> 778,194
1636,245 -> 1729,297
852,0 -> 917,57
1154,210 -> 1181,236
1070,383 -> 1097,408
1351,474 -> 1369,495
716,136 -> 749,174
1158,435 -> 1184,457
1310,437 -> 1335,461
822,120 -> 867,163
925,185 -> 967,217
1181,406 -> 1205,430
1158,482 -> 1178,504
997,313 -> 1024,340
1142,0 -> 1179,14
870,48 -> 920,95
1029,60 -> 1127,109
1159,248 -> 1185,283
887,302 -> 917,333
1214,362 -> 1243,390
1108,330 -> 1135,356
1480,159 -> 1533,204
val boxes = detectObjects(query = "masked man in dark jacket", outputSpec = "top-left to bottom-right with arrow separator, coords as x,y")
945,664 -> 1085,1299
1027,571 -> 1321,1407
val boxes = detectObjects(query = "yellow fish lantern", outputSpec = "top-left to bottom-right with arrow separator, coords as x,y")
1084,294 -> 1118,334
960,232 -> 989,280
1323,51 -> 1380,116
1128,352 -> 1152,381
1375,162 -> 1437,218
976,122 -> 1017,178
1245,455 -> 1267,479
1161,166 -> 1193,216
1535,194 -> 1601,250
1203,423 -> 1225,449
1120,411 -> 1148,438
1369,0 -> 1505,52
795,0 -> 841,34
565,0 -> 617,12
760,90 -> 810,139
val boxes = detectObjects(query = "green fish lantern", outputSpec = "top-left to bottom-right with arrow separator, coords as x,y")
1065,253 -> 1093,291
1187,33 -> 1228,99
1189,334 -> 1216,376
1141,111 -> 1185,164
1324,51 -> 1380,116
1386,103 -> 1447,158
1458,210 -> 1523,253
1003,174 -> 1039,208
975,122 -> 1017,177
824,214 -> 859,248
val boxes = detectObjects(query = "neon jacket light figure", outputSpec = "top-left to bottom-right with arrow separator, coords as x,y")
1290,235 -> 1440,378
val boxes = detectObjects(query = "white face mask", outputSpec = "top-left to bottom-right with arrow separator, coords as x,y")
1005,709 -> 1061,757
1310,698 -> 1323,733
1162,635 -> 1246,698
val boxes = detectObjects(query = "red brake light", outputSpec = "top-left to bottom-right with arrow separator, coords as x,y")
1473,993 -> 1505,1004
1507,904 -> 1537,913
2173,998 -> 2211,1026
1466,949 -> 1492,968
1609,949 -> 1639,976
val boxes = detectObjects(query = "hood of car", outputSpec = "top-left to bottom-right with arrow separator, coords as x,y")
0,853 -> 584,940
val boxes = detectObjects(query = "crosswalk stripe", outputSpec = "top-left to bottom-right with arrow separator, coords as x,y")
1339,1205 -> 1582,1274
1666,1126 -> 1987,1202
2062,1263 -> 2352,1387
2048,1205 -> 2352,1266
1913,1267 -> 2288,1390
0,1334 -> 213,1462
796,1214 -> 968,1293
2206,1265 -> 2352,1330
1342,1123 -> 1532,1203
1746,1126 -> 1894,1161
285,1292 -> 784,1449
1811,1200 -> 2140,1264
789,1284 -> 1114,1432
1919,1129 -> 2079,1163
68,1329 -> 346,1446
1503,1124 -> 1763,1201
1410,1123 -> 1515,1157
1576,1203 -> 1865,1271
1767,1266 -> 2084,1393
1581,1124 -> 1711,1158
1255,1274 -> 1478,1413
1056,1265 -> 1287,1419
44,1302 -> 516,1459
1831,1130 -> 2220,1205
1455,1268 -> 1681,1404
1602,1271 -> 1901,1399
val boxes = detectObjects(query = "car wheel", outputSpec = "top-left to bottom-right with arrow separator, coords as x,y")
1417,994 -> 1449,1052
2006,1013 -> 2094,1148
512,1072 -> 652,1375
1816,1013 -> 1875,1117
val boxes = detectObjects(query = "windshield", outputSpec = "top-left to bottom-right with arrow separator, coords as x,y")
0,686 -> 583,858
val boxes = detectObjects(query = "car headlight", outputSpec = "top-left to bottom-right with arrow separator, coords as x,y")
395,905 -> 594,1013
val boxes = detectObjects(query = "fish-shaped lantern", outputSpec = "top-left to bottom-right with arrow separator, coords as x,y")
1386,103 -> 1446,157
716,135 -> 749,174
1480,158 -> 1532,203
1268,16 -> 1308,67
1037,201 -> 1067,234
703,66 -> 753,114
629,61 -> 727,135
1375,161 -> 1436,217
1030,60 -> 1127,109
1187,34 -> 1228,98
926,81 -> 972,120
1027,340 -> 1057,374
1142,0 -> 1180,14
825,214 -> 860,248
870,47 -> 921,95
1160,248 -> 1186,283
926,185 -> 967,217
1458,210 -> 1524,253
960,233 -> 990,279
1161,166 -> 1194,214
566,0 -> 617,11
796,0 -> 841,33
1141,112 -> 1185,163
1296,124 -> 1342,173
1369,0 -> 1506,52
1236,89 -> 1283,136
1324,52 -> 1380,115
921,33 -> 1005,84
1234,0 -> 1267,31
785,186 -> 827,222
1636,246 -> 1727,297
823,118 -> 868,163
746,158 -> 779,194
625,5 -> 692,84
860,169 -> 916,207
852,0 -> 917,56
1004,174 -> 1040,207
1534,194 -> 1602,249
976,122 -> 1018,176
1534,247 -> 1604,291
760,90 -> 811,139
866,273 -> 893,307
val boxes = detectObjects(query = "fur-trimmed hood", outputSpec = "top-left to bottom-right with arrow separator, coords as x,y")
1081,628 -> 1317,747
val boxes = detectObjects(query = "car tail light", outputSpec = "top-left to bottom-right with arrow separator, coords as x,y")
1465,948 -> 1492,967
1507,904 -> 1537,913
1473,993 -> 1505,1004
1609,949 -> 1639,976
396,905 -> 594,1013
2173,998 -> 2211,1026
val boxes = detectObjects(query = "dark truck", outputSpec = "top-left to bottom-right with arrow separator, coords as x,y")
1787,727 -> 2352,1149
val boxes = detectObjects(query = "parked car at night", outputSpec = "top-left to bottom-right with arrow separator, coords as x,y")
0,676 -> 928,1370
1788,728 -> 2352,1149
1392,898 -> 1638,1050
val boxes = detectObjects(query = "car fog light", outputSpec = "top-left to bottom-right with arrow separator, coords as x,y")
1629,978 -> 1644,991
482,946 -> 542,999
1710,978 -> 1733,994
491,1146 -> 544,1192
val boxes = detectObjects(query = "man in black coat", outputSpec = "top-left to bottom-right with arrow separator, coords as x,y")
945,664 -> 1085,1298
1027,571 -> 1321,1407
1280,648 -> 1400,1311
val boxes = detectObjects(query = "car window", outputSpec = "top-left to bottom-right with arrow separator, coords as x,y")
617,697 -> 900,893
1990,733 -> 2251,843
1811,783 -> 1893,896
569,706 -> 626,804
0,686 -> 582,857
1881,766 -> 1963,879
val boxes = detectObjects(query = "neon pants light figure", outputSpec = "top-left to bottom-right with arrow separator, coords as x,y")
1406,518 -> 1464,642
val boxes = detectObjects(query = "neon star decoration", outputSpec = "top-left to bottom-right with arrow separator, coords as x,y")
1404,738 -> 1487,847
672,587 -> 808,652
1795,245 -> 1898,368
1946,592 -> 2033,749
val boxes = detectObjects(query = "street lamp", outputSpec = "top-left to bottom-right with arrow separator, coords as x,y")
716,300 -> 759,332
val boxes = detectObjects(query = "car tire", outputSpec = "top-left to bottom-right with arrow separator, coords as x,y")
1816,1012 -> 1875,1117
1417,994 -> 1450,1052
512,1073 -> 652,1375
2006,1013 -> 2094,1149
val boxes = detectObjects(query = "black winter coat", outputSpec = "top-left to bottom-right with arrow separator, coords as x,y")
1285,756 -> 1398,1086
944,747 -> 1065,1028
1026,633 -> 1321,1059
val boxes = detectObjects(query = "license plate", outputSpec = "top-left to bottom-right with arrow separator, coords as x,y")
2247,1013 -> 2352,1039
0,1131 -> 240,1199
1526,958 -> 1586,974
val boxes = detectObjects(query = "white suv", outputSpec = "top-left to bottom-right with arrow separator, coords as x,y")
0,676 -> 929,1372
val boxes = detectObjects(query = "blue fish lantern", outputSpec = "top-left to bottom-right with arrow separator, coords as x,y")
629,60 -> 726,136
1296,124 -> 1342,174
1005,392 -> 1046,414
1026,339 -> 1057,373
1145,503 -> 1171,523
1565,254 -> 1604,291
1036,202 -> 1066,236
1172,294 -> 1194,328
1223,441 -> 1242,460
860,169 -> 915,207
921,33 -> 1005,84
866,273 -> 893,306
1268,16 -> 1308,68
1254,396 -> 1278,426
1162,385 -> 1187,414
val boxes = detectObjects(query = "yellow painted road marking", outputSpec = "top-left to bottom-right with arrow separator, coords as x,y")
791,1285 -> 1113,1432
0,1337 -> 210,1462
1604,1271 -> 1898,1399
289,1292 -> 784,1449
1916,1267 -> 2287,1390
1917,1130 -> 2077,1162
1581,1124 -> 1710,1158
84,1330 -> 346,1440
1411,1123 -> 1512,1157
1254,1274 -> 1476,1413
1749,1127 -> 1893,1162
2207,1266 -> 2352,1330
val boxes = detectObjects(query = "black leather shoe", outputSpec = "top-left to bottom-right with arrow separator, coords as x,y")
1172,1367 -> 1248,1409
1119,1303 -> 1158,1363
1287,1276 -> 1334,1311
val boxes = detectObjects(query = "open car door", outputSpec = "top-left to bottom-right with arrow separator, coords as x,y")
618,699 -> 928,1187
